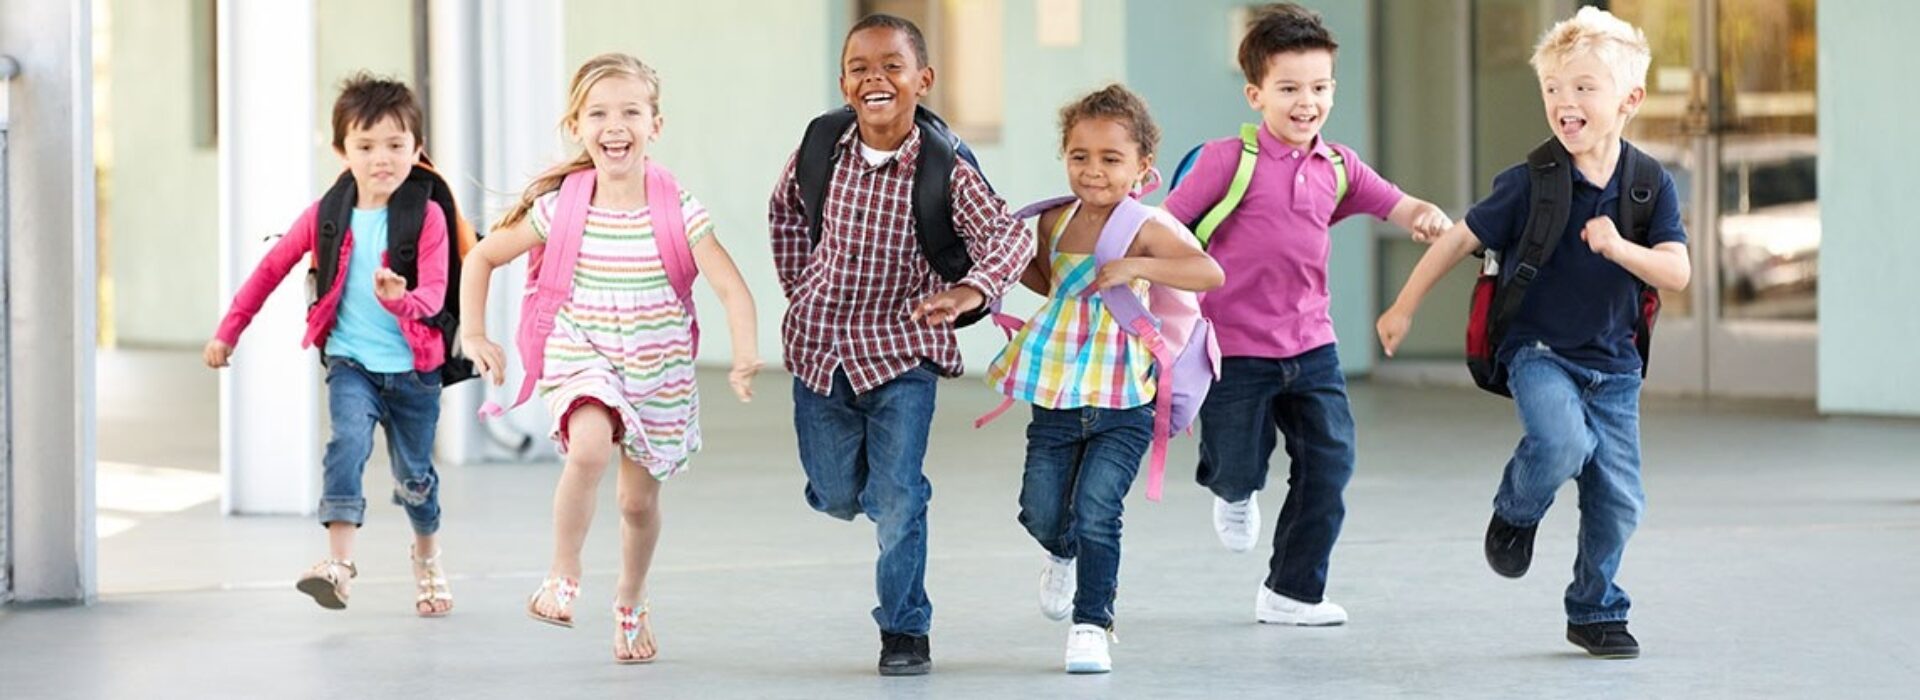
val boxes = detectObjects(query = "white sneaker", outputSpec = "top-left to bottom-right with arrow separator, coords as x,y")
1064,624 -> 1113,674
1213,494 -> 1260,552
1039,555 -> 1076,621
1255,586 -> 1348,626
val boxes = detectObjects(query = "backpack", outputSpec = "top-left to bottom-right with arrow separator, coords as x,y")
314,157 -> 480,385
977,193 -> 1221,502
1465,138 -> 1663,397
795,104 -> 993,327
1167,123 -> 1349,247
479,162 -> 695,419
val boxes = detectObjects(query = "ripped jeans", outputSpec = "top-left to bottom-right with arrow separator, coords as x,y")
319,357 -> 444,535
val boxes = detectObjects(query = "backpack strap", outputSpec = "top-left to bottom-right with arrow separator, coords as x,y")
646,161 -> 700,355
1617,142 -> 1663,375
412,159 -> 479,385
1329,148 -> 1349,204
797,108 -> 857,248
1488,139 -> 1576,350
481,168 -> 594,420
1191,123 -> 1260,248
313,170 -> 358,302
1093,198 -> 1180,501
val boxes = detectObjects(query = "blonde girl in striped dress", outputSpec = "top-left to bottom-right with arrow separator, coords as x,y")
983,84 -> 1222,674
460,53 -> 759,664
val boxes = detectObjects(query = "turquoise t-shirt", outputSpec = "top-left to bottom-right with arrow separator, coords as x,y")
324,208 -> 415,372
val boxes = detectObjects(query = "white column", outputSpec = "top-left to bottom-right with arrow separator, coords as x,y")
473,0 -> 567,449
218,0 -> 321,515
1,0 -> 98,603
427,0 -> 489,465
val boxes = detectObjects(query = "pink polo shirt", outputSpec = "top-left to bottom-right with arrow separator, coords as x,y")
1164,128 -> 1403,359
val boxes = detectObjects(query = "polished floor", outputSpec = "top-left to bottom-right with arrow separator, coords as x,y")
3,349 -> 1917,699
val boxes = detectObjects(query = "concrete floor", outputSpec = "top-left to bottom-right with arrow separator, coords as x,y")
4,349 -> 1919,698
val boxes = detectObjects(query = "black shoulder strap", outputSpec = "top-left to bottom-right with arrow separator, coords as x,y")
911,105 -> 970,283
314,170 -> 358,301
797,107 -> 858,247
385,169 -> 431,290
1618,142 -> 1660,246
1490,139 -> 1575,336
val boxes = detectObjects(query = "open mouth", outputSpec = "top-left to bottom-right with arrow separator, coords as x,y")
860,91 -> 896,110
1290,114 -> 1319,129
600,140 -> 633,160
1558,115 -> 1588,137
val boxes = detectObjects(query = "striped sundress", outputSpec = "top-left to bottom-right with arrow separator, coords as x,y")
528,188 -> 713,478
986,201 -> 1156,410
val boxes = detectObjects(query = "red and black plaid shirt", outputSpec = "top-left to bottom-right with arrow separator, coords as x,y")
769,123 -> 1032,395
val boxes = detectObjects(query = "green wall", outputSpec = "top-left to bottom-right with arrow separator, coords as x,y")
1816,0 -> 1920,416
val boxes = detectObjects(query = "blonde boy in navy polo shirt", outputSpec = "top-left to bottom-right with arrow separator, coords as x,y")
1377,7 -> 1691,658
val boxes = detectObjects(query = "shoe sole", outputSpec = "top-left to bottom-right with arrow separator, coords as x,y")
1256,617 -> 1346,627
1567,633 -> 1639,659
295,577 -> 347,610
1066,661 -> 1111,674
878,664 -> 931,677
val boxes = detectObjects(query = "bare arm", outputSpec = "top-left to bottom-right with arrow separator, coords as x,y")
1385,194 -> 1456,244
690,235 -> 762,402
1375,219 -> 1483,356
1017,209 -> 1059,296
1095,218 -> 1224,292
1583,216 -> 1691,292
457,218 -> 541,385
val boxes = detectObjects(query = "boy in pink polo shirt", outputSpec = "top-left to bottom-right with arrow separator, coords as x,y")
1162,3 -> 1451,626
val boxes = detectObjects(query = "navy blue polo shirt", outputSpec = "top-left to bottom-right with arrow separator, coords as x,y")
1464,142 -> 1687,374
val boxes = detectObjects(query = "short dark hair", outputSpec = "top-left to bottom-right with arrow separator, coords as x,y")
845,13 -> 930,69
330,72 -> 424,151
1237,3 -> 1339,86
1058,83 -> 1161,159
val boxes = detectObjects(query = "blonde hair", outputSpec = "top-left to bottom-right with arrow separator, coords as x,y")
1530,6 -> 1652,94
495,53 -> 663,231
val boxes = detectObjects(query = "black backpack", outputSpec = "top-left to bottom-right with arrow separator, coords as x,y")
794,105 -> 992,327
1465,138 -> 1663,397
312,163 -> 479,386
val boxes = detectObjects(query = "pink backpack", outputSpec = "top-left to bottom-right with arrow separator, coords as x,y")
479,162 -> 697,419
978,193 -> 1221,502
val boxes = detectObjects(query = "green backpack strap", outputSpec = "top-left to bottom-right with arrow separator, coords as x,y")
1193,123 -> 1261,247
1191,124 -> 1350,248
1329,148 -> 1348,204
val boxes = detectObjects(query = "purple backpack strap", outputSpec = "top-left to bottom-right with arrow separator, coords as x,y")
973,195 -> 1078,430
645,161 -> 700,355
480,168 -> 595,420
1091,198 -> 1179,501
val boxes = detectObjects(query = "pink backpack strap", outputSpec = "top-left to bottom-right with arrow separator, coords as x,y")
645,162 -> 699,355
1090,198 -> 1179,501
480,168 -> 595,420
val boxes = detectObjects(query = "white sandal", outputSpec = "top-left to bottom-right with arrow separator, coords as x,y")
410,546 -> 453,617
614,601 -> 657,664
526,575 -> 580,628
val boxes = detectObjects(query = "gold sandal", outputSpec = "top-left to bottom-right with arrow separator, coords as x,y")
410,546 -> 453,617
295,559 -> 357,610
614,602 -> 658,664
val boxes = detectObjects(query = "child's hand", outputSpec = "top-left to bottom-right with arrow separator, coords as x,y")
1375,306 -> 1413,357
462,333 -> 507,386
203,339 -> 234,369
728,355 -> 762,402
1581,216 -> 1624,258
1091,258 -> 1146,291
374,268 -> 408,301
1409,204 -> 1454,244
910,286 -> 986,326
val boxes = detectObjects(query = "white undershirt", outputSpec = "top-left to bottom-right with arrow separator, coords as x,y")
858,142 -> 898,167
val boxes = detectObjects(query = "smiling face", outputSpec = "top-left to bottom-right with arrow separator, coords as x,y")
1244,49 -> 1335,150
568,74 -> 662,179
1063,117 -> 1153,208
1537,50 -> 1643,157
840,26 -> 932,139
334,115 -> 421,207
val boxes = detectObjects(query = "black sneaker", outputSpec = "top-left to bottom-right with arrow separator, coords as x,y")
1567,621 -> 1640,659
878,632 -> 931,676
1484,513 -> 1537,578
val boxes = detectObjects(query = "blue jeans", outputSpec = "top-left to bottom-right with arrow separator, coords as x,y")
1195,343 -> 1356,604
320,358 -> 444,535
1496,344 -> 1645,624
792,364 -> 939,636
1018,404 -> 1152,628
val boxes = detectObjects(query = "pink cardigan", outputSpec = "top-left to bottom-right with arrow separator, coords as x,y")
215,200 -> 449,371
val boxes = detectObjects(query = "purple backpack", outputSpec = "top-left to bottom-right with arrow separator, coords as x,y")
982,194 -> 1221,502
